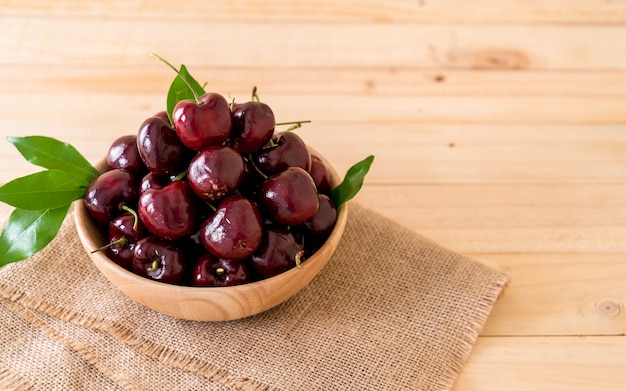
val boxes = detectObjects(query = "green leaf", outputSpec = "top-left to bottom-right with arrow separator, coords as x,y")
7,136 -> 99,183
0,205 -> 70,267
166,64 -> 206,124
0,170 -> 88,210
330,155 -> 375,209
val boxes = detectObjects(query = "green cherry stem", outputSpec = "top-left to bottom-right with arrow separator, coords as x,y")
251,86 -> 260,102
275,120 -> 312,131
171,169 -> 188,182
149,52 -> 202,104
91,237 -> 127,254
248,154 -> 269,180
119,203 -> 139,231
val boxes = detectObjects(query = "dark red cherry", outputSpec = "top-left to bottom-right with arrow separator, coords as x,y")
303,194 -> 337,236
137,116 -> 191,176
253,131 -> 311,175
172,92 -> 231,151
308,154 -> 331,194
229,101 -> 275,154
190,254 -> 252,287
152,110 -> 170,123
138,180 -> 198,241
258,167 -> 319,226
250,228 -> 304,279
187,146 -> 245,202
106,212 -> 146,270
201,195 -> 263,261
106,135 -> 145,175
139,172 -> 169,194
83,169 -> 139,226
132,237 -> 186,285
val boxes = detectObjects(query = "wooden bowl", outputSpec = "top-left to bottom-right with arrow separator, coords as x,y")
74,152 -> 347,322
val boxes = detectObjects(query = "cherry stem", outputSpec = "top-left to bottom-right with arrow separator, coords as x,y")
275,120 -> 311,127
91,237 -> 127,254
251,86 -> 260,102
205,201 -> 217,212
118,203 -> 139,231
248,154 -> 268,180
149,52 -> 202,103
295,250 -> 304,269
171,169 -> 188,182
147,260 -> 160,272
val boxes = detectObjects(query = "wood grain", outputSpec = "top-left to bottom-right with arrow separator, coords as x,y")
1,0 -> 626,388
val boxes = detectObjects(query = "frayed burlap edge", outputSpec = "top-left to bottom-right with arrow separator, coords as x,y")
0,367 -> 35,391
0,285 -> 275,391
437,273 -> 509,390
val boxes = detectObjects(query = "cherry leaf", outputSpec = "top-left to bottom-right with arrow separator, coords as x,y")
0,169 -> 88,210
166,64 -> 206,124
0,205 -> 70,267
7,136 -> 99,183
330,155 -> 374,209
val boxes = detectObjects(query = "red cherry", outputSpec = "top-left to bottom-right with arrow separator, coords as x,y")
172,92 -> 232,151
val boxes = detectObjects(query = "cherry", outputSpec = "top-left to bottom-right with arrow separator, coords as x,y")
229,101 -> 275,154
137,116 -> 191,176
84,169 -> 139,226
250,228 -> 304,279
308,154 -> 331,194
253,131 -> 311,175
152,110 -> 170,123
303,194 -> 337,236
139,172 -> 169,194
106,135 -> 145,175
172,92 -> 232,151
138,180 -> 198,241
187,146 -> 245,202
201,195 -> 263,261
190,253 -> 252,287
106,212 -> 146,270
258,167 -> 319,226
132,236 -> 187,285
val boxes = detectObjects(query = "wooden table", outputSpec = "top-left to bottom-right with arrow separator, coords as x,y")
1,1 -> 625,389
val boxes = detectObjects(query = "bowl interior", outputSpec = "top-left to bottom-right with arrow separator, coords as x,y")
75,150 -> 348,322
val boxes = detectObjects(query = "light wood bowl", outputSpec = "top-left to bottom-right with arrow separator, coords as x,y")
74,152 -> 347,322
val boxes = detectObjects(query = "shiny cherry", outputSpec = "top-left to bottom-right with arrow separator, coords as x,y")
190,254 -> 252,287
137,116 -> 191,176
83,169 -> 138,226
253,131 -> 311,175
229,101 -> 275,154
138,180 -> 198,241
201,195 -> 263,261
106,135 -> 145,175
250,228 -> 304,279
258,167 -> 319,226
188,146 -> 245,202
303,194 -> 337,236
172,92 -> 231,151
132,236 -> 186,285
308,154 -> 331,194
106,212 -> 146,270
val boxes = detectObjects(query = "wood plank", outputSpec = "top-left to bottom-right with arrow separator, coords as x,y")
3,65 -> 626,98
454,336 -> 626,391
1,0 -> 625,23
2,17 -> 626,70
477,253 -> 626,336
356,184 -> 626,253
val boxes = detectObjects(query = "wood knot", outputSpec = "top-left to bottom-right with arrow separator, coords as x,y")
583,296 -> 623,318
446,48 -> 530,70
597,300 -> 622,317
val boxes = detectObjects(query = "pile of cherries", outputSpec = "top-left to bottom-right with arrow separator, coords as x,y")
83,91 -> 337,287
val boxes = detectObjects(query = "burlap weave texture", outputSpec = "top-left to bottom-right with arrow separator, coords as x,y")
0,203 -> 508,390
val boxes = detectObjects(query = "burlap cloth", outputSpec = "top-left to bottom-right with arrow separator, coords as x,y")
0,203 -> 508,391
